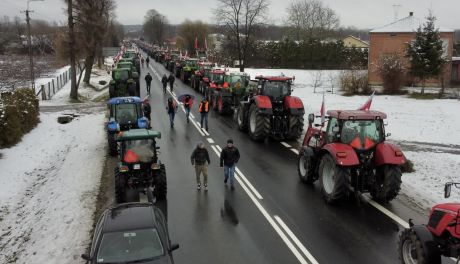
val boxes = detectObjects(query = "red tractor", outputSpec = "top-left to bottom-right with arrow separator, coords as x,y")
201,68 -> 226,98
236,76 -> 304,141
399,182 -> 460,264
297,110 -> 406,203
191,62 -> 214,91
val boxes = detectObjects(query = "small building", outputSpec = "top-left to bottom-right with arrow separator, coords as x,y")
343,35 -> 369,51
452,57 -> 460,84
368,12 -> 454,87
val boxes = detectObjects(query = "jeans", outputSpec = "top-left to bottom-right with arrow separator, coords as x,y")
168,112 -> 175,127
146,82 -> 151,93
200,112 -> 208,130
224,164 -> 236,187
185,107 -> 190,122
162,83 -> 167,93
195,164 -> 208,185
169,82 -> 174,92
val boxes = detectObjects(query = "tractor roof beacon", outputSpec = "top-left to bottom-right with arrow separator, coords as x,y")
114,129 -> 167,203
297,109 -> 406,204
106,97 -> 149,156
399,182 -> 460,264
236,75 -> 305,142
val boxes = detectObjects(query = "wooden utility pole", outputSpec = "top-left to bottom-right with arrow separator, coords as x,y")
22,8 -> 35,89
68,0 -> 78,100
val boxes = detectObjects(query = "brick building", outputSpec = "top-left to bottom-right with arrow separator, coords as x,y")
368,12 -> 454,87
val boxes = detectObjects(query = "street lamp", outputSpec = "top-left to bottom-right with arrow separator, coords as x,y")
25,0 -> 45,90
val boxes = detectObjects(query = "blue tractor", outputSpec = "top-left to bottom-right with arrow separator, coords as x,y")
107,97 -> 149,156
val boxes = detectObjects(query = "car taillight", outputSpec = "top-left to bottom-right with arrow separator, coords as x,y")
336,152 -> 347,158
395,150 -> 403,157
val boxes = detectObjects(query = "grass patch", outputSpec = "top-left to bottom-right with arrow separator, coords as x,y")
408,92 -> 438,100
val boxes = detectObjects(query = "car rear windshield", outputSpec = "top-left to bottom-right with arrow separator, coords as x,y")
96,228 -> 164,263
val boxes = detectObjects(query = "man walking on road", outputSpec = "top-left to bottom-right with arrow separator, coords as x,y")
145,73 -> 153,94
199,97 -> 209,131
161,74 -> 168,94
184,95 -> 193,123
166,97 -> 178,128
220,139 -> 240,190
146,56 -> 150,66
191,142 -> 211,191
168,73 -> 175,92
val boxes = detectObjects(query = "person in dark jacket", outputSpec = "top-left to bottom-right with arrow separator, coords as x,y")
161,74 -> 168,94
220,139 -> 240,190
191,142 -> 210,191
168,73 -> 175,92
146,56 -> 150,65
142,99 -> 152,128
145,73 -> 153,94
165,97 -> 178,128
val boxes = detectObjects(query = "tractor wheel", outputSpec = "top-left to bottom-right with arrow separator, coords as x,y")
125,189 -> 140,203
287,115 -> 304,140
114,168 -> 126,204
371,165 -> 402,203
108,134 -> 117,156
298,150 -> 315,184
318,154 -> 349,203
248,104 -> 270,141
154,164 -> 167,201
237,105 -> 248,132
398,228 -> 441,264
109,84 -> 115,98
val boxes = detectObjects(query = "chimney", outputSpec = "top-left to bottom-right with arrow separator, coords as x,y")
409,12 -> 413,16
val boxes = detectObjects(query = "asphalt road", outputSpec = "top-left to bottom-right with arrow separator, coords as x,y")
117,54 -> 455,264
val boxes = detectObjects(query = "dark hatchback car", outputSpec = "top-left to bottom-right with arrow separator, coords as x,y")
82,203 -> 179,264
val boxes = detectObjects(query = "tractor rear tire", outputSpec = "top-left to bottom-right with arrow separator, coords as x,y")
398,228 -> 441,264
108,134 -> 117,156
287,115 -> 304,140
318,154 -> 349,203
237,106 -> 248,132
248,104 -> 270,141
371,165 -> 402,203
114,168 -> 126,204
154,164 -> 167,201
298,150 -> 315,184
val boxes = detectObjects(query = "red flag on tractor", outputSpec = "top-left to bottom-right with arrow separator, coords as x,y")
357,91 -> 375,111
320,93 -> 326,126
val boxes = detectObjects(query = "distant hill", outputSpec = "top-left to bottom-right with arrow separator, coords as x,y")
123,25 -> 142,33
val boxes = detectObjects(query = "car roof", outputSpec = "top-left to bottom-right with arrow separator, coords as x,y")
327,110 -> 387,120
103,203 -> 158,233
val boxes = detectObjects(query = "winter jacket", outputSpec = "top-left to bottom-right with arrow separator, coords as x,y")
168,75 -> 175,84
199,101 -> 209,113
161,76 -> 168,84
145,74 -> 153,84
191,147 -> 210,166
220,146 -> 240,167
184,97 -> 193,109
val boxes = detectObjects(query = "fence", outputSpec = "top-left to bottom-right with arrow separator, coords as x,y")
35,66 -> 79,100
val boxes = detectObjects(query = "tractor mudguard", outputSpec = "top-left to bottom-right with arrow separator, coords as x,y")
322,143 -> 360,166
284,96 -> 305,115
137,117 -> 148,129
254,95 -> 272,115
409,225 -> 441,261
374,142 -> 406,166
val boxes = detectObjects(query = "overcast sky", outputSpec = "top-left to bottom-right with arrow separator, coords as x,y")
1,0 -> 459,30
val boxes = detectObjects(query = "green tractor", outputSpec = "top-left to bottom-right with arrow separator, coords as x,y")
122,50 -> 141,73
109,68 -> 138,98
116,62 -> 140,96
180,58 -> 199,84
115,129 -> 167,203
210,71 -> 250,114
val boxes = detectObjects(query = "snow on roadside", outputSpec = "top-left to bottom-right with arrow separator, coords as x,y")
0,112 -> 105,264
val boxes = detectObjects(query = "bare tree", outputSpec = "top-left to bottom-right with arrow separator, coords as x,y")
177,20 -> 209,54
65,0 -> 78,100
215,0 -> 269,72
327,71 -> 335,94
285,0 -> 339,40
143,9 -> 168,45
310,70 -> 323,93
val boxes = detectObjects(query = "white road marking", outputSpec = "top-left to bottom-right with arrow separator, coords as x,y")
364,196 -> 410,228
210,145 -> 220,156
235,168 -> 263,200
206,138 -> 215,144
291,149 -> 300,155
281,142 -> 292,148
274,216 -> 320,264
191,119 -> 206,136
190,113 -> 195,119
215,145 -> 222,152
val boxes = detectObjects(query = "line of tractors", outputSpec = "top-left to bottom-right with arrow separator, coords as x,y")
110,41 -> 460,263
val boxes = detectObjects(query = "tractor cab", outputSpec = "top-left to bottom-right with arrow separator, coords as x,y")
223,72 -> 250,94
254,76 -> 293,101
208,69 -> 226,88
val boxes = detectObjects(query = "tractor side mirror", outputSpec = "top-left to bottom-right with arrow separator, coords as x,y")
445,183 -> 452,198
308,113 -> 315,124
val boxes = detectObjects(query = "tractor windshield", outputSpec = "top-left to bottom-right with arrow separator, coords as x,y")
211,73 -> 224,83
341,120 -> 383,150
115,104 -> 139,125
227,75 -> 249,87
263,81 -> 290,99
113,70 -> 129,81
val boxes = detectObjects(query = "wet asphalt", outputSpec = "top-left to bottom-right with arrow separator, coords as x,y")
118,55 -> 455,264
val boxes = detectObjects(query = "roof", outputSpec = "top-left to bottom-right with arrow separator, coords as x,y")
103,203 -> 157,232
255,76 -> 293,82
370,14 -> 454,33
343,35 -> 369,47
117,129 -> 162,141
327,110 -> 387,120
452,57 -> 460,62
108,97 -> 141,105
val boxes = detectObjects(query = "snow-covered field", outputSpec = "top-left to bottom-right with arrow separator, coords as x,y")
242,68 -> 460,210
0,112 -> 105,263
